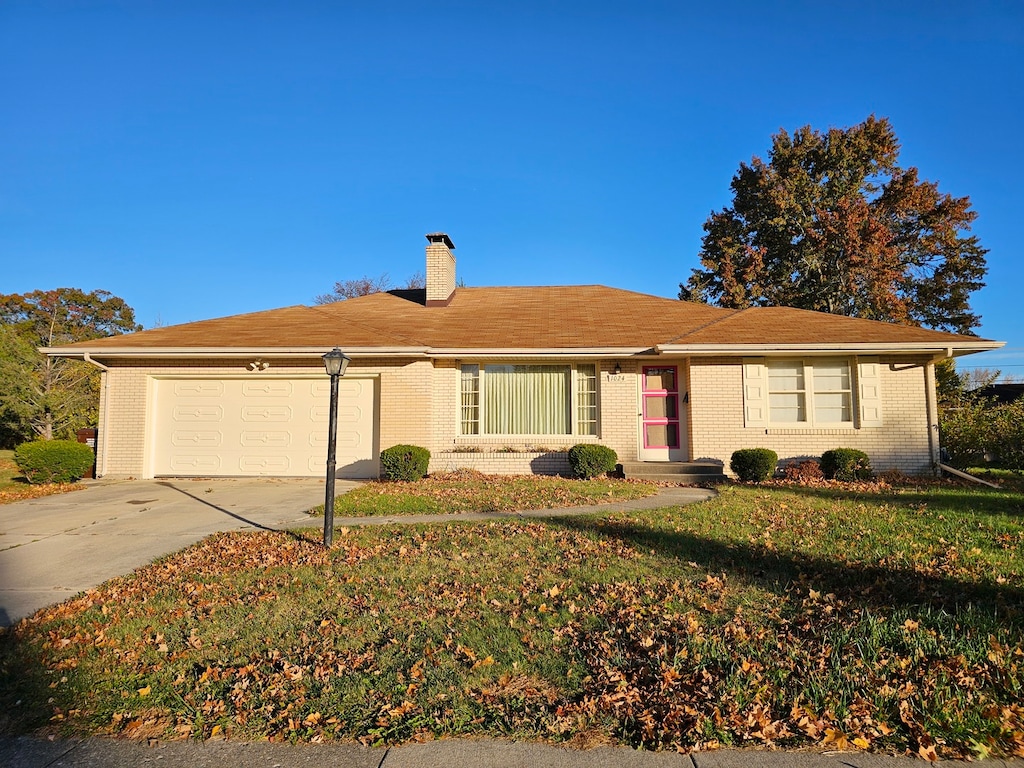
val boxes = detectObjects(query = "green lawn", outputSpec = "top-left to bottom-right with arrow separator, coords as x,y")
1,479 -> 1022,759
0,449 -> 21,489
316,471 -> 659,516
968,467 -> 1024,493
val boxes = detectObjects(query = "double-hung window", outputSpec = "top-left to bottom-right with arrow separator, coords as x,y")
766,359 -> 853,426
460,363 -> 597,435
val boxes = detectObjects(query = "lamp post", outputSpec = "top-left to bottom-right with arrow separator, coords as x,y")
322,347 -> 351,547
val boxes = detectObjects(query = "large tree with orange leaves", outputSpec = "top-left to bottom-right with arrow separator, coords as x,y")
679,116 -> 987,334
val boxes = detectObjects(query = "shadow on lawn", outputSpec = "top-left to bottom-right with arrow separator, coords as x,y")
545,513 -> 1024,620
772,482 -> 1024,519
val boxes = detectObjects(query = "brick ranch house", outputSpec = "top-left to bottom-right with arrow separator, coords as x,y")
46,233 -> 1002,481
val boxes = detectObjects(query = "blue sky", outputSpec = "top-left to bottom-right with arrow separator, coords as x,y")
2,1 -> 1021,377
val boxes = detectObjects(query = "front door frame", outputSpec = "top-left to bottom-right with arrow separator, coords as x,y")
637,363 -> 688,462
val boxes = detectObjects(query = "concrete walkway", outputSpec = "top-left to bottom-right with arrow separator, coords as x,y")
3,734 -> 1022,767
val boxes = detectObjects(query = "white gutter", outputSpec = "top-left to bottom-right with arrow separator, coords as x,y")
426,347 -> 652,358
655,341 -> 1004,355
45,341 -> 1003,361
43,346 -> 654,360
42,347 -> 432,359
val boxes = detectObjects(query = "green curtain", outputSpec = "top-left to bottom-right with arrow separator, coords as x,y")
483,365 -> 570,434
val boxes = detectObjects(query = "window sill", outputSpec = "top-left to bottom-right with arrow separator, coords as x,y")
766,427 -> 858,435
455,435 -> 599,444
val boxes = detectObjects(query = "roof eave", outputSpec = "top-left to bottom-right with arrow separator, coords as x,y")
655,341 -> 1005,356
426,347 -> 653,358
42,347 -> 432,359
44,345 -> 657,359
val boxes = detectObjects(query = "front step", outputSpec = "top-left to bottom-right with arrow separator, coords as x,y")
618,461 -> 726,485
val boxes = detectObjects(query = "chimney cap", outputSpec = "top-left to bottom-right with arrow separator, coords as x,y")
425,232 -> 455,249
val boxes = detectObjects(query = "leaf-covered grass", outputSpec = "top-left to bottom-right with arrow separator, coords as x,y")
0,448 -> 83,504
1,482 -> 1022,759
968,467 -> 1024,493
313,471 -> 658,516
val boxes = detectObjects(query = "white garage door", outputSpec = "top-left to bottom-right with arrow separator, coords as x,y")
151,377 -> 377,478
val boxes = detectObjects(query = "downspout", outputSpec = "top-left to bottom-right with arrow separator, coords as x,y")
924,359 -> 940,476
82,353 -> 110,479
896,348 -> 1002,486
923,348 -> 953,477
886,350 -> 951,476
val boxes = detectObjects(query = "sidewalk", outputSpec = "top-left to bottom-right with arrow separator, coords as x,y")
6,734 -> 1022,768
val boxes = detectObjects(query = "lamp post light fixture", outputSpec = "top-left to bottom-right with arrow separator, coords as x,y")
322,347 -> 351,548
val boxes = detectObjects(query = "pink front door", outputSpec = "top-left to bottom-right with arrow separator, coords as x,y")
639,365 -> 685,461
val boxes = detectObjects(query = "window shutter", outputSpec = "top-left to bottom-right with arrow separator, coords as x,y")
742,358 -> 768,427
857,357 -> 883,427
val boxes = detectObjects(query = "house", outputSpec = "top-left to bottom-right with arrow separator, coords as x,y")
967,383 -> 1024,405
46,233 -> 1003,480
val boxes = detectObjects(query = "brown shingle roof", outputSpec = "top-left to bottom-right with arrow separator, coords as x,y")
52,285 -> 997,354
667,306 -> 980,346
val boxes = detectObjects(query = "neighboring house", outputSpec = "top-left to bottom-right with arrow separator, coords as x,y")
46,233 -> 1002,480
968,383 -> 1024,405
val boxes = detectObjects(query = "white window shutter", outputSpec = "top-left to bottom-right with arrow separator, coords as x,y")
857,357 -> 883,427
742,358 -> 768,427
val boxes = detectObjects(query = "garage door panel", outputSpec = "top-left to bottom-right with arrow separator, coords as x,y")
239,455 -> 292,473
239,430 -> 291,448
175,381 -> 224,397
173,405 -> 224,421
242,381 -> 293,397
171,430 -> 222,447
153,377 -> 377,478
170,455 -> 222,472
241,405 -> 293,422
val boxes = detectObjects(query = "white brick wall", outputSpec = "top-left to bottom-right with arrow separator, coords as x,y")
429,452 -> 570,475
688,356 -> 934,476
598,360 -> 641,462
97,353 -> 936,479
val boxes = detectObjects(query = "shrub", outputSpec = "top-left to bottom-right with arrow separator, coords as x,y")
379,445 -> 431,482
940,399 -> 990,469
729,448 -> 778,482
14,440 -> 95,484
783,459 -> 824,483
989,400 -> 1024,471
567,444 -> 618,479
820,448 -> 872,481
940,398 -> 1024,471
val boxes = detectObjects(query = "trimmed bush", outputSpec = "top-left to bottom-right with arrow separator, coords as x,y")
379,445 -> 431,482
568,444 -> 618,479
14,440 -> 95,484
820,448 -> 872,481
729,448 -> 778,483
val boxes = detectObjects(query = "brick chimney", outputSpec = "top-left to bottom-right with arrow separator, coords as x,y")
425,232 -> 456,306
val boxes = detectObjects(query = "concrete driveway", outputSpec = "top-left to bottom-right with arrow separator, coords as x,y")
0,477 -> 354,627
